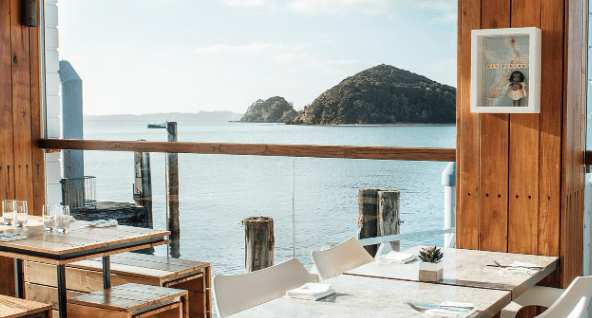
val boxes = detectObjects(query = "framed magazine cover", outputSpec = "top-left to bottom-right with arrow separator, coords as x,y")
470,27 -> 541,113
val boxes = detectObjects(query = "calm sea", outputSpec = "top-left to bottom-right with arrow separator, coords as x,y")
83,120 -> 456,275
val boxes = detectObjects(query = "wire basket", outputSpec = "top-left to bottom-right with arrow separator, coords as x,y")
60,176 -> 96,208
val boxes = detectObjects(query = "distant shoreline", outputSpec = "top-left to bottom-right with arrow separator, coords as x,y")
230,121 -> 455,127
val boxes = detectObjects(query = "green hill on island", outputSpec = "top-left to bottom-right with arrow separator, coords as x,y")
240,64 -> 456,125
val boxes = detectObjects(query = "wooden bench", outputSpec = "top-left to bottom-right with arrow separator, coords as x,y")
24,253 -> 211,317
68,283 -> 188,318
0,294 -> 52,318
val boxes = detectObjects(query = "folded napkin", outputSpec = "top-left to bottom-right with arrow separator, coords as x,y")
87,219 -> 118,228
379,251 -> 417,264
425,302 -> 478,318
286,283 -> 335,300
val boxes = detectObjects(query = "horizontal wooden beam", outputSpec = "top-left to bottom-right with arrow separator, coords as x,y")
38,139 -> 456,162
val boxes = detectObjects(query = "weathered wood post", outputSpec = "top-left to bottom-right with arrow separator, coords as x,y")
378,190 -> 400,252
133,147 -> 153,228
358,188 -> 379,256
243,216 -> 274,273
166,122 -> 180,236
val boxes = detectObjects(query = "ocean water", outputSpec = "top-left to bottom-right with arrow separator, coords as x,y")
83,120 -> 456,275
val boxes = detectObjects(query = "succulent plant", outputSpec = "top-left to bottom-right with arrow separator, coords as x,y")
419,246 -> 444,263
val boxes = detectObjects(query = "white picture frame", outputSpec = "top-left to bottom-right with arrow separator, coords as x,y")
470,27 -> 541,113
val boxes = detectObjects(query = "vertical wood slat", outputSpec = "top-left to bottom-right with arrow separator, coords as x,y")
478,0 -> 510,253
561,0 -> 586,287
0,0 -> 15,203
507,0 -> 541,256
538,0 -> 564,259
10,0 -> 34,207
29,0 -> 44,216
456,0 -> 481,250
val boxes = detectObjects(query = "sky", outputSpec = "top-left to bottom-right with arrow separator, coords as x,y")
57,0 -> 458,115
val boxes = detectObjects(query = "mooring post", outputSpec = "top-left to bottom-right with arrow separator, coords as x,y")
243,216 -> 274,273
378,190 -> 400,252
166,122 -> 180,236
134,146 -> 153,228
357,188 -> 380,257
442,162 -> 456,248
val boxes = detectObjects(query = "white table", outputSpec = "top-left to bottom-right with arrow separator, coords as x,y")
346,246 -> 558,299
231,274 -> 511,318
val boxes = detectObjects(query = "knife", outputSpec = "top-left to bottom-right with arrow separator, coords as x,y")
410,302 -> 474,311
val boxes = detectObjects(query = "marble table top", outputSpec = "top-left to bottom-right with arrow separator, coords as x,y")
231,274 -> 511,318
345,246 -> 558,300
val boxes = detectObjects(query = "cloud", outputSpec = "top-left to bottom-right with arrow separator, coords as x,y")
219,0 -> 275,7
193,43 -> 312,59
289,0 -> 456,15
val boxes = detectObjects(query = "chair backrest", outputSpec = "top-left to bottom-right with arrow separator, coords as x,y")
311,237 -> 374,281
213,258 -> 313,318
565,297 -> 587,318
537,276 -> 592,318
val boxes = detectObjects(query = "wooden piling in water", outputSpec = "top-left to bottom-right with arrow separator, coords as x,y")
243,216 -> 274,273
134,149 -> 153,228
378,190 -> 400,252
166,122 -> 180,235
357,188 -> 379,256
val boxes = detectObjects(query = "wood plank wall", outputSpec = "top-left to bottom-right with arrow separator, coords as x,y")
0,0 -> 44,296
457,0 -> 586,288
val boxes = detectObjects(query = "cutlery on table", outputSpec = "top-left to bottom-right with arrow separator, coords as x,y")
404,301 -> 474,313
486,260 -> 543,270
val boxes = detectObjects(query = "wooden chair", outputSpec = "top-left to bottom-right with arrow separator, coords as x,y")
213,258 -> 313,318
311,237 -> 374,281
501,276 -> 592,318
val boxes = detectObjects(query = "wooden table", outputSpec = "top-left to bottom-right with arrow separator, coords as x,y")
0,218 -> 169,318
345,246 -> 559,299
231,274 -> 511,318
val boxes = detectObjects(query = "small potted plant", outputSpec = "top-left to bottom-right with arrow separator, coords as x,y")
418,246 -> 444,282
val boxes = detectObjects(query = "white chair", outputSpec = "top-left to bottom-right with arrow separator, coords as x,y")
311,237 -> 374,281
501,276 -> 592,318
213,258 -> 314,318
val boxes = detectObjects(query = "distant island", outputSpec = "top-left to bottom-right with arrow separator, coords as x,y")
241,64 -> 456,125
239,97 -> 298,123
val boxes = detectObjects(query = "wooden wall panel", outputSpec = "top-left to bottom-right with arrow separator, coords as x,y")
30,13 -> 44,216
560,0 -> 586,287
457,0 -> 586,289
0,0 -> 45,296
478,0 -> 510,252
538,0 -> 564,258
10,0 -> 35,208
0,0 -> 15,203
456,0 -> 481,250
508,0 -> 541,256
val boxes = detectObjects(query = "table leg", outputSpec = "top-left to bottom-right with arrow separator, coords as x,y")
14,258 -> 23,298
103,255 -> 111,289
56,264 -> 67,318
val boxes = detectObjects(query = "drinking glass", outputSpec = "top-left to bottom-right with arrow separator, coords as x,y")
42,204 -> 55,231
2,200 -> 16,225
15,201 -> 28,227
55,205 -> 70,233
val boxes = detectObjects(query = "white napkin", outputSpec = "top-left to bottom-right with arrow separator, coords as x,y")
286,283 -> 335,300
425,302 -> 478,318
87,219 -> 118,228
379,251 -> 417,264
